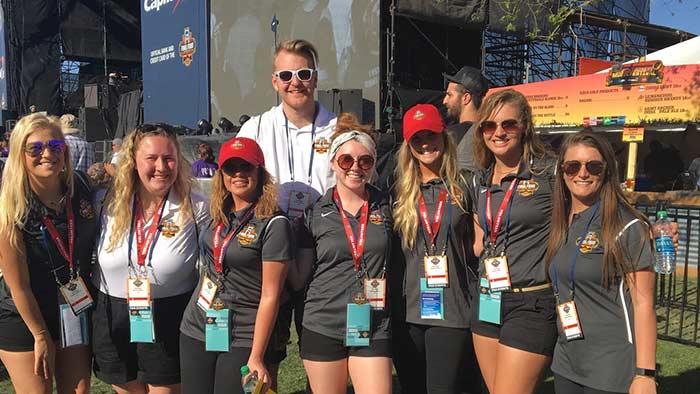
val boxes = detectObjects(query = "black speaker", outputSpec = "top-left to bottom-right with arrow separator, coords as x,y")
317,89 -> 363,122
80,107 -> 109,142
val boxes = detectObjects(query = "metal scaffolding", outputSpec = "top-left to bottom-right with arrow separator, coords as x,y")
483,0 -> 692,87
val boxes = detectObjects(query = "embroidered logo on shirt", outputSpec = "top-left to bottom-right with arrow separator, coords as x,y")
369,209 -> 383,225
517,180 -> 539,197
79,199 -> 95,219
237,224 -> 258,245
160,218 -> 180,238
576,231 -> 600,253
314,137 -> 331,154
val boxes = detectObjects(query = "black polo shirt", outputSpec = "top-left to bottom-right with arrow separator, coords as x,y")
0,172 -> 97,338
179,209 -> 293,348
401,178 -> 476,329
476,157 -> 555,287
301,185 -> 394,342
550,202 -> 652,392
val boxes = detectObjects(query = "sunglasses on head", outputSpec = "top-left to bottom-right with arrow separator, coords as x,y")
222,160 -> 256,175
561,160 -> 606,176
24,140 -> 66,157
135,123 -> 176,136
273,68 -> 316,83
336,154 -> 375,171
479,119 -> 520,135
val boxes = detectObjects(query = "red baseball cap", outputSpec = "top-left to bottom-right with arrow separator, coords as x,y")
402,104 -> 444,142
218,137 -> 265,168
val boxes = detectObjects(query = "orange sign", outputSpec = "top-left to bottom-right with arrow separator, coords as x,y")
489,63 -> 700,129
622,127 -> 644,142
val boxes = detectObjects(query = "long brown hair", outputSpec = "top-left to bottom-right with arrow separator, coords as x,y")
210,166 -> 278,226
544,131 -> 650,287
474,89 -> 551,172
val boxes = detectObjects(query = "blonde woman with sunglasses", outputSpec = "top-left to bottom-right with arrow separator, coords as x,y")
0,114 -> 96,394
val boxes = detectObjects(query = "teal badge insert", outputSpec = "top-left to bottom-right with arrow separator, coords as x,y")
478,278 -> 502,324
129,303 -> 155,343
345,303 -> 370,347
420,278 -> 444,319
205,308 -> 230,352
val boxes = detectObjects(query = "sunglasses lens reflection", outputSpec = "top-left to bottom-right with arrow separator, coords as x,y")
562,161 -> 605,176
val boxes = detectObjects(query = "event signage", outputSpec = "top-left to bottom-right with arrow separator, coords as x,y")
622,127 -> 645,143
490,62 -> 700,130
141,0 -> 208,129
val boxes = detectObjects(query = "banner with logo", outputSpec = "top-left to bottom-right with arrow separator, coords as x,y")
141,0 -> 208,129
490,62 -> 700,130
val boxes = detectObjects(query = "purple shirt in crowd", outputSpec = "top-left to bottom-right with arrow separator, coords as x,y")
191,159 -> 218,178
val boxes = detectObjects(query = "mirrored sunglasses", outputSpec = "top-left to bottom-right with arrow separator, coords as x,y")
24,140 -> 66,157
337,154 -> 375,171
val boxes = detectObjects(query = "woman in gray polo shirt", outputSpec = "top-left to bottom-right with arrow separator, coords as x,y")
544,131 -> 656,394
179,137 -> 292,394
391,104 -> 477,394
299,113 -> 394,394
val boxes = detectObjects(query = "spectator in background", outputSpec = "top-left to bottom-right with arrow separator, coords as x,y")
105,138 -> 122,178
0,139 -> 8,157
688,156 -> 700,190
60,114 -> 94,173
191,143 -> 219,178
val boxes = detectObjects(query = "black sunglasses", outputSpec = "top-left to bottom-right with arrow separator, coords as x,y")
561,160 -> 606,176
222,160 -> 256,175
24,140 -> 66,157
135,123 -> 176,136
336,154 -> 375,171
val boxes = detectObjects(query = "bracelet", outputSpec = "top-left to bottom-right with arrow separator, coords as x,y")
32,329 -> 49,338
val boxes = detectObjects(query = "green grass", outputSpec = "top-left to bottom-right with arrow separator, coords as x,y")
2,333 -> 699,393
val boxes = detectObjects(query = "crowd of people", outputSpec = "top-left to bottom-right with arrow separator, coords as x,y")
0,38 -> 667,394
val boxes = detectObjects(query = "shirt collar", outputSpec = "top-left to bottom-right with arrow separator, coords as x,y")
274,102 -> 334,132
319,184 -> 384,210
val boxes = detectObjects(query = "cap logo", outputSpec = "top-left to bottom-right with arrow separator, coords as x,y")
232,140 -> 244,150
413,110 -> 425,120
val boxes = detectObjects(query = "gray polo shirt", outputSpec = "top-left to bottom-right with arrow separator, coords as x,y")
301,185 -> 394,342
401,178 -> 477,328
476,157 -> 556,287
180,209 -> 293,348
447,121 -> 480,173
550,203 -> 652,392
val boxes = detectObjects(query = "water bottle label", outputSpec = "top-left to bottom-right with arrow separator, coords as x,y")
654,236 -> 674,253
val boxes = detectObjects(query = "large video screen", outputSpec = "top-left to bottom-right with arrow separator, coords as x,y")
210,0 -> 381,127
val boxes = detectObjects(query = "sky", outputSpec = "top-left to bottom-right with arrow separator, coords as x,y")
649,0 -> 699,35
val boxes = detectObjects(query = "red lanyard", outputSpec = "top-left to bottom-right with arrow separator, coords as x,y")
418,189 -> 448,248
333,188 -> 369,271
42,198 -> 75,271
212,205 -> 256,274
485,178 -> 518,245
133,195 -> 167,267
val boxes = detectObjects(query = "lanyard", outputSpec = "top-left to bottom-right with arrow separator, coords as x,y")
284,104 -> 318,185
550,202 -> 600,300
418,189 -> 448,248
212,204 -> 256,275
417,188 -> 452,256
41,198 -> 75,274
483,178 -> 518,249
128,192 -> 169,269
333,188 -> 369,273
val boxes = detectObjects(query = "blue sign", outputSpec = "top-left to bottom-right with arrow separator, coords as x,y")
141,0 -> 209,128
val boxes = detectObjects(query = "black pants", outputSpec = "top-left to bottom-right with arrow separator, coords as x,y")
179,334 -> 251,394
393,321 -> 476,394
554,373 -> 625,394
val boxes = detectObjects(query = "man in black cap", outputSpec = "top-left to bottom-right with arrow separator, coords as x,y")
442,66 -> 489,173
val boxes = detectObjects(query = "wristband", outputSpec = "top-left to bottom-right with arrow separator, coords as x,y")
635,368 -> 657,378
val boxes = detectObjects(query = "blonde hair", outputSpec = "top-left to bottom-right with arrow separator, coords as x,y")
210,166 -> 279,226
104,125 -> 193,251
274,39 -> 318,69
393,132 -> 467,249
0,114 -> 74,250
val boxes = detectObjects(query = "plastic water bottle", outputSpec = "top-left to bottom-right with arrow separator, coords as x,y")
653,210 -> 676,274
241,365 -> 257,394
